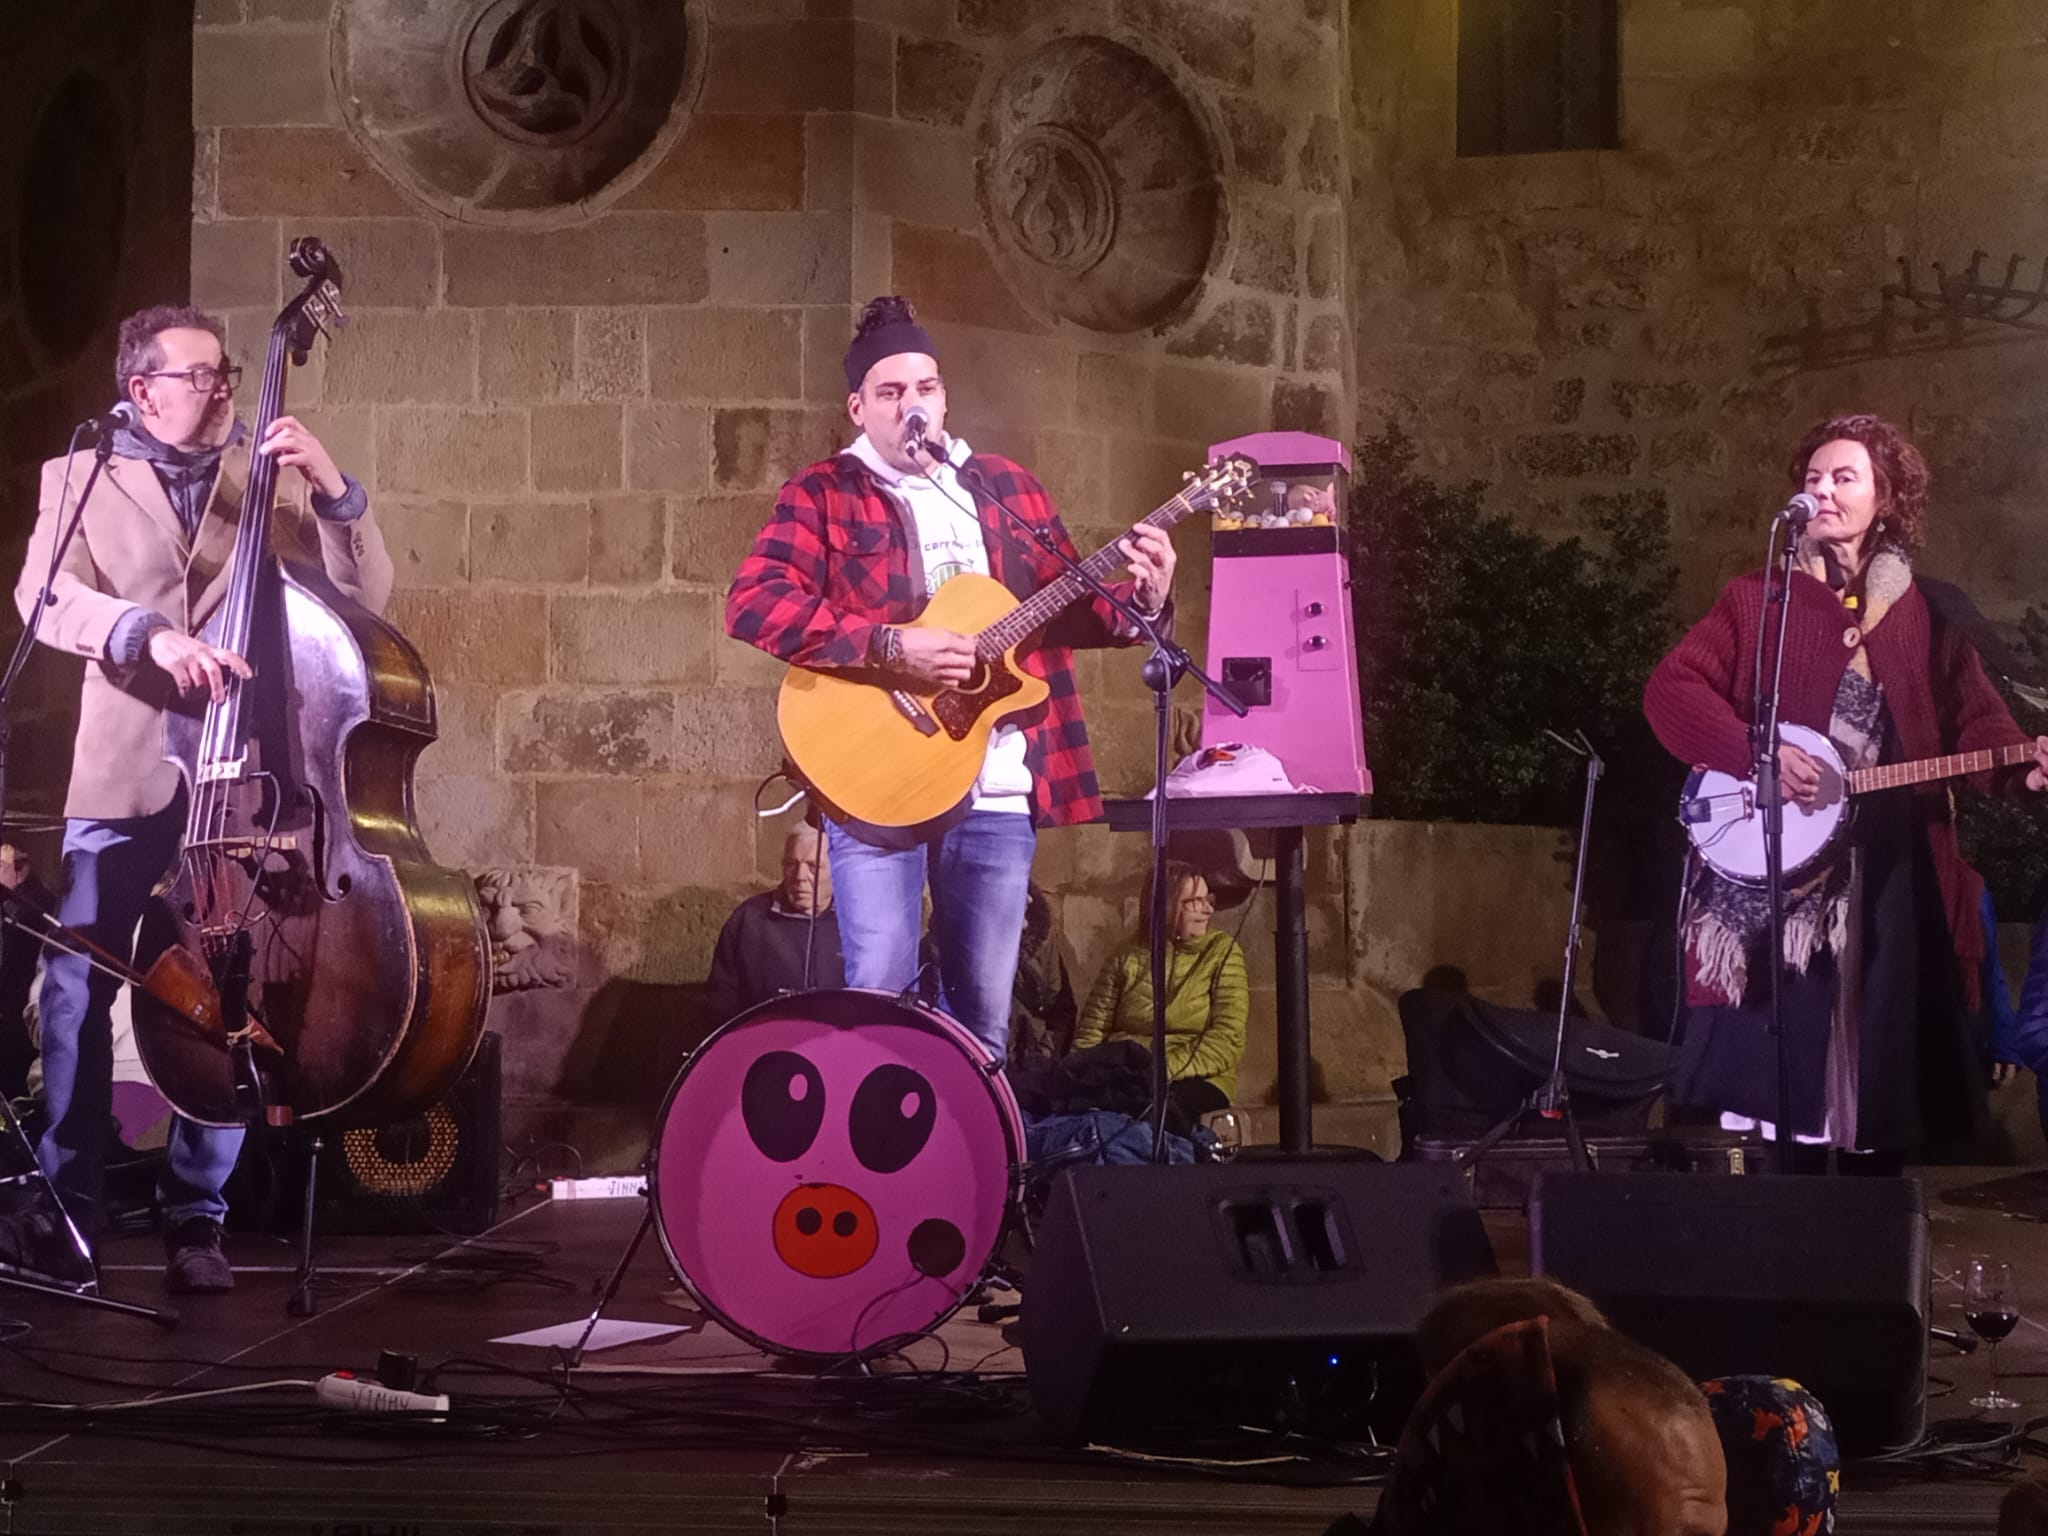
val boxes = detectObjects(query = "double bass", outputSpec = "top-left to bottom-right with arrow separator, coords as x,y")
132,238 -> 489,1128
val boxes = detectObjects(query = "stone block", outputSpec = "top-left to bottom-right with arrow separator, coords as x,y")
1512,433 -> 1639,480
1105,436 -> 1210,535
700,18 -> 860,113
589,495 -> 667,585
218,128 -> 411,217
503,690 -> 676,776
716,630 -> 791,689
479,310 -> 576,403
804,304 -> 859,404
1115,0 -> 1256,87
671,494 -> 771,585
647,308 -> 804,401
1611,380 -> 1703,421
1256,19 -> 1340,106
1076,353 -> 1153,432
704,212 -> 853,305
378,407 -> 529,496
414,682 -> 498,780
619,113 -> 807,212
642,785 -> 768,887
536,780 -> 643,880
1623,5 -> 1755,77
194,25 -> 332,127
318,219 -> 441,308
1166,297 -> 1278,367
897,36 -> 984,128
1648,428 -> 1726,474
921,321 -> 1075,426
385,589 -> 548,685
1272,379 -> 1338,437
578,880 -> 738,988
1305,208 -> 1342,300
295,406 -> 376,489
1300,313 -> 1346,376
193,130 -> 219,219
551,592 -> 720,685
671,685 -> 782,778
1552,378 -> 1586,426
375,497 -> 469,587
575,310 -> 647,403
1298,115 -> 1342,196
1230,200 -> 1301,293
1220,95 -> 1290,188
803,113 -> 857,213
473,500 -> 594,584
444,215 -> 709,308
1153,364 -> 1270,446
712,408 -> 845,492
531,404 -> 625,495
890,226 -> 1045,334
325,308 -> 477,405
848,119 -> 981,233
190,219 -> 281,311
625,404 -> 712,492
417,776 -> 534,871
247,0 -> 334,18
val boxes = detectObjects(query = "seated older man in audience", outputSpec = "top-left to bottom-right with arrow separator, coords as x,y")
704,823 -> 844,1024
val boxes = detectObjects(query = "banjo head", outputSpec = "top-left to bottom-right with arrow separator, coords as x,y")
1683,722 -> 1849,886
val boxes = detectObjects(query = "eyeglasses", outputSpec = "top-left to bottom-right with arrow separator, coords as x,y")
144,363 -> 241,393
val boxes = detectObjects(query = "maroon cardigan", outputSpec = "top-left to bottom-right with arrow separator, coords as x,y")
1643,567 -> 2031,1004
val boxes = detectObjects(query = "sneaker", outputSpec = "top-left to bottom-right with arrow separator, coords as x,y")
164,1216 -> 234,1294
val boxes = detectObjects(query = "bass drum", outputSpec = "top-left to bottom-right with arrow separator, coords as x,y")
651,988 -> 1023,1360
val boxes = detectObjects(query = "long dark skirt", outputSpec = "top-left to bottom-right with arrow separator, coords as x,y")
1674,787 -> 1985,1152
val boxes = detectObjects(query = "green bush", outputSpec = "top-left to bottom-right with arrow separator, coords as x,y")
1960,603 -> 2048,918
1346,423 -> 1681,828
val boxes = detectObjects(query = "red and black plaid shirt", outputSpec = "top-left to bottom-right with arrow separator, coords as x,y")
726,450 -> 1145,827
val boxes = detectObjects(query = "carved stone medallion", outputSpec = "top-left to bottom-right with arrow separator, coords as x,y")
976,37 -> 1223,332
334,0 -> 700,221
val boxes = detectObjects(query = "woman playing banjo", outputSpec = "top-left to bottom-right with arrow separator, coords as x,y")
1645,413 -> 2048,1167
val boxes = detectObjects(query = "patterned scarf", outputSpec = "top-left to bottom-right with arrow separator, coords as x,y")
1683,547 -> 1911,1006
111,419 -> 246,540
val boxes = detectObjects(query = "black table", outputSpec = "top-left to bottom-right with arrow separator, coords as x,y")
1101,793 -> 1364,1152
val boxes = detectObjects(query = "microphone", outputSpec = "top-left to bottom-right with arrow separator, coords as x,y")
1778,492 -> 1821,526
902,405 -> 936,458
81,400 -> 141,441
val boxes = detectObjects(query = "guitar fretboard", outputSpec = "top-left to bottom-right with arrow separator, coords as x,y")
1847,741 -> 2036,795
973,489 -> 1203,658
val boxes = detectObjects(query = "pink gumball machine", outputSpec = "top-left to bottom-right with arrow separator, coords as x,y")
1200,432 -> 1369,796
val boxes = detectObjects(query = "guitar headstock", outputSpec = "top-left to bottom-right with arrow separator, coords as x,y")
1180,452 -> 1260,517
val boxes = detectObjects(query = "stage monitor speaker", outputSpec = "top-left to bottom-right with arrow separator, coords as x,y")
1020,1161 -> 1496,1443
229,1033 -> 502,1237
1530,1171 -> 1928,1457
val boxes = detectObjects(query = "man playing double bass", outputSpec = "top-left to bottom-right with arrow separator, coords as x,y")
6,305 -> 392,1292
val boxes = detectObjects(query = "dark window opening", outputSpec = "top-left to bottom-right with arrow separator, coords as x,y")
1457,0 -> 1619,157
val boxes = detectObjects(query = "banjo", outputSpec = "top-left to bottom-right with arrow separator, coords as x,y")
1681,721 -> 2039,884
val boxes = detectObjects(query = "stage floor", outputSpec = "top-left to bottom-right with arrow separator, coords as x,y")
0,1167 -> 2039,1533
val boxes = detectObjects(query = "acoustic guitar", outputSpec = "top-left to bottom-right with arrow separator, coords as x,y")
777,455 -> 1258,833
1681,720 -> 2038,884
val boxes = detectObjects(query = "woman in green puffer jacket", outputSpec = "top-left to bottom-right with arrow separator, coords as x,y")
1071,861 -> 1250,1120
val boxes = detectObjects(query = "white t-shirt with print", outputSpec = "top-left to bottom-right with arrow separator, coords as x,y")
847,432 -> 1032,812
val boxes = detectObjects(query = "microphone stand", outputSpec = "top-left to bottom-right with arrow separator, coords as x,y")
0,421 -> 177,1324
1749,514 -> 1803,1175
945,446 -> 1247,1163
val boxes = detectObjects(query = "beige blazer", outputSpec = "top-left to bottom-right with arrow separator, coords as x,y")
13,440 -> 395,821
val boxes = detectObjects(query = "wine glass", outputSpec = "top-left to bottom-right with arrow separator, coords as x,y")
1965,1257 -> 2022,1412
1200,1107 -> 1245,1162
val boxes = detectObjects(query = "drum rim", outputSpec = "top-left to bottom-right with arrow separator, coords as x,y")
646,986 -> 1024,1362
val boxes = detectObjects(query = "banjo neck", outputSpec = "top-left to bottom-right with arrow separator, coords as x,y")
1845,741 -> 2037,796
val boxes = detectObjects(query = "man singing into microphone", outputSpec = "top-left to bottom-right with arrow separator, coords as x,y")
726,296 -> 1175,1060
7,304 -> 391,1290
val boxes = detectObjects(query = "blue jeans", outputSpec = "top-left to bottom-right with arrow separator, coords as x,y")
36,800 -> 244,1240
825,810 -> 1035,1057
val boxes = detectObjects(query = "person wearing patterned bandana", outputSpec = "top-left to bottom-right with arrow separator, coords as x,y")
1645,414 -> 2048,1164
726,296 -> 1175,1061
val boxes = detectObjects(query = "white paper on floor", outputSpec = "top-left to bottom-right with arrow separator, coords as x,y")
489,1318 -> 693,1351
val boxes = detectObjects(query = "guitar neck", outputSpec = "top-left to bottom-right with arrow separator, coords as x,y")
1847,741 -> 2037,795
975,490 -> 1200,657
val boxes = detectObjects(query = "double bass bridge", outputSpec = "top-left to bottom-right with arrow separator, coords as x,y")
198,754 -> 250,785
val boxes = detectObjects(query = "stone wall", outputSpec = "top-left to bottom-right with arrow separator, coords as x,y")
1350,0 -> 2048,623
182,0 -> 1359,1157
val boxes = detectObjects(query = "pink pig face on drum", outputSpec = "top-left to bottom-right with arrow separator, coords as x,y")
652,992 -> 1022,1360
